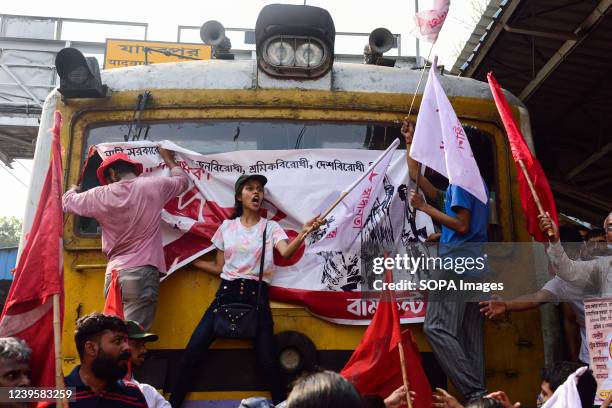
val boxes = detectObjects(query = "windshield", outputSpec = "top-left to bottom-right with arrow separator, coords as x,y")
86,120 -> 403,155
79,120 -> 498,237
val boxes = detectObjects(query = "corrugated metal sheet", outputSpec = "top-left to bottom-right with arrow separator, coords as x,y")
449,0 -> 612,225
451,0 -> 503,76
0,247 -> 17,280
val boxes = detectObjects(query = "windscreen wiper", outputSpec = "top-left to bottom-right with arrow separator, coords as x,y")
124,91 -> 152,141
294,125 -> 307,149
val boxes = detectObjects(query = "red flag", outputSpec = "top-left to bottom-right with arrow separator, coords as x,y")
103,270 -> 125,319
0,111 -> 64,387
487,72 -> 559,241
341,269 -> 432,408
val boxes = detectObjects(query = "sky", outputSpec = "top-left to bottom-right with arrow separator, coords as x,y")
0,0 -> 486,217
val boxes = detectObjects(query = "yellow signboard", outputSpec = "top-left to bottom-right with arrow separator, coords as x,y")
104,39 -> 212,69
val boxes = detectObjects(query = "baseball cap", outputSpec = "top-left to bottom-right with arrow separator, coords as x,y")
126,320 -> 159,342
96,153 -> 144,185
234,174 -> 268,195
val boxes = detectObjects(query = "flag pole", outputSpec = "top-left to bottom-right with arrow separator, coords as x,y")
407,43 -> 434,212
384,250 -> 413,408
381,250 -> 412,408
406,42 -> 434,120
320,191 -> 349,221
398,343 -> 414,408
53,293 -> 67,407
516,159 -> 555,238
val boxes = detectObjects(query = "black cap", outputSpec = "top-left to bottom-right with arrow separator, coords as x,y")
235,174 -> 268,196
126,320 -> 159,342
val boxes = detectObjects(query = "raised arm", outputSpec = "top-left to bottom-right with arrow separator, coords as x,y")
540,213 -> 602,288
62,185 -> 100,218
159,147 -> 179,170
157,147 -> 189,199
409,191 -> 472,235
401,118 -> 439,202
275,216 -> 323,259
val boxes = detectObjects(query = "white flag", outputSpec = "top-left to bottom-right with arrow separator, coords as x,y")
411,0 -> 450,43
541,366 -> 587,408
309,139 -> 401,253
410,57 -> 487,204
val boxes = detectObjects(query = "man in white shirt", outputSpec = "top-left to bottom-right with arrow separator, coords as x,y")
126,320 -> 171,408
480,226 -> 590,363
539,212 -> 612,296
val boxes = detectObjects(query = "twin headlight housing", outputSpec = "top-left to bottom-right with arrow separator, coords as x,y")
263,36 -> 328,74
256,4 -> 335,79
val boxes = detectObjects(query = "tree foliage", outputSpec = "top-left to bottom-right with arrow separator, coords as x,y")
0,217 -> 22,248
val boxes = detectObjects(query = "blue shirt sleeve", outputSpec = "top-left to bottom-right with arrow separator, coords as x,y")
449,185 -> 475,212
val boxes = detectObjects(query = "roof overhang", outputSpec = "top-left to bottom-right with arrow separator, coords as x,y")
452,0 -> 612,225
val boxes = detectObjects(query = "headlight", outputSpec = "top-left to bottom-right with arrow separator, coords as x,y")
279,347 -> 302,372
259,35 -> 330,78
266,40 -> 295,66
295,43 -> 323,67
255,4 -> 335,79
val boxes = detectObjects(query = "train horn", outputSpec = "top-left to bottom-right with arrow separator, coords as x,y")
368,27 -> 395,55
200,20 -> 232,52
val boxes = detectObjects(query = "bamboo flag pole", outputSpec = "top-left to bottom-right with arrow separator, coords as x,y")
53,294 -> 62,386
517,159 -> 555,238
407,43 -> 435,212
382,250 -> 413,408
53,294 -> 67,408
406,42 -> 435,121
320,191 -> 348,221
398,344 -> 414,408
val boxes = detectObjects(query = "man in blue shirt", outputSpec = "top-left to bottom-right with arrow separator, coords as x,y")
46,313 -> 147,408
403,119 -> 490,403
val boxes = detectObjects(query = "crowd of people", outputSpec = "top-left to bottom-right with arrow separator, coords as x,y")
0,117 -> 610,407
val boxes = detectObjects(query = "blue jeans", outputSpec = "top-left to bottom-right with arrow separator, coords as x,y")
169,279 -> 285,407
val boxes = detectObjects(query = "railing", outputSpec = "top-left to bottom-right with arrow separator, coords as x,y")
0,14 -> 148,41
0,15 -> 149,110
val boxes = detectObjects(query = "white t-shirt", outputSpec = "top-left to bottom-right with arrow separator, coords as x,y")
542,276 -> 588,364
212,217 -> 288,283
128,378 -> 171,408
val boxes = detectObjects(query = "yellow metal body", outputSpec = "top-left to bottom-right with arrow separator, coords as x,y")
57,87 -> 543,403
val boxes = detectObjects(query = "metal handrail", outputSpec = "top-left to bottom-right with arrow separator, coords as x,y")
0,14 -> 148,40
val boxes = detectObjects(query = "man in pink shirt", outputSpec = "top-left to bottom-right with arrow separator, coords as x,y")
63,148 -> 189,329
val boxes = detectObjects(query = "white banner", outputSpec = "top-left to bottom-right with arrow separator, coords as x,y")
93,141 -> 435,324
